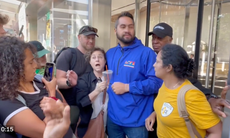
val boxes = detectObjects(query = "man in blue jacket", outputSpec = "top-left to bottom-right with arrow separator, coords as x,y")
106,11 -> 162,138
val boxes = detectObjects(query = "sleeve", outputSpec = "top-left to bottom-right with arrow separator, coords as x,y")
188,78 -> 212,95
185,89 -> 220,129
0,99 -> 28,126
129,49 -> 163,95
75,77 -> 92,108
56,49 -> 72,72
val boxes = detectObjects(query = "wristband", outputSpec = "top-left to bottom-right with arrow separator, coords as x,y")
207,94 -> 218,101
50,97 -> 58,101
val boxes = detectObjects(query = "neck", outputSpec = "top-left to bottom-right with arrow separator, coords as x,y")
19,80 -> 34,92
77,45 -> 87,54
93,70 -> 103,79
120,43 -> 130,47
119,40 -> 135,48
163,75 -> 184,89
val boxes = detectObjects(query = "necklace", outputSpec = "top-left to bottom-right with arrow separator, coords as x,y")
172,81 -> 181,89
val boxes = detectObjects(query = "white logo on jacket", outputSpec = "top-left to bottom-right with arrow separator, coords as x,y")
161,102 -> 173,117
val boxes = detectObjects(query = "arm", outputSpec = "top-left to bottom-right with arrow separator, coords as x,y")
129,50 -> 162,95
43,101 -> 70,138
145,112 -> 156,131
206,121 -> 222,138
7,109 -> 46,138
185,90 -> 222,137
56,69 -> 71,89
76,76 -> 106,107
56,50 -> 77,89
188,77 -> 212,96
189,78 -> 230,117
57,89 -> 67,105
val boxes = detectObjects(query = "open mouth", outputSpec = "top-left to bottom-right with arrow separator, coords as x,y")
95,63 -> 100,67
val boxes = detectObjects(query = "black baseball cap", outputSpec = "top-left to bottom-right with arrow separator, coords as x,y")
148,23 -> 173,38
29,41 -> 50,58
79,25 -> 99,37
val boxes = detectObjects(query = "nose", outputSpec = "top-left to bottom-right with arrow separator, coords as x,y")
153,63 -> 156,67
152,38 -> 159,44
95,57 -> 99,61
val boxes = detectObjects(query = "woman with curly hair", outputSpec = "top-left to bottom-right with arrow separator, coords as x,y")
145,44 -> 222,138
0,36 -> 75,138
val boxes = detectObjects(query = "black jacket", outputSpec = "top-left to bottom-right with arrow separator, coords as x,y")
75,71 -> 100,138
188,77 -> 212,95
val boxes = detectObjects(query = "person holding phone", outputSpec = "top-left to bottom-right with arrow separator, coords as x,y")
0,36 -> 75,138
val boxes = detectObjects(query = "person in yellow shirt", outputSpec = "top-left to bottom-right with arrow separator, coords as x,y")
145,44 -> 222,138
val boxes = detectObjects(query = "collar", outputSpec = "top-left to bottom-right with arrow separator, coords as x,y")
117,37 -> 142,51
90,71 -> 99,83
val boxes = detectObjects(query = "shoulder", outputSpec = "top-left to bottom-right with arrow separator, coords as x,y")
77,72 -> 94,87
79,71 -> 92,80
184,87 -> 207,105
0,99 -> 27,126
58,48 -> 74,59
134,45 -> 155,55
106,46 -> 118,54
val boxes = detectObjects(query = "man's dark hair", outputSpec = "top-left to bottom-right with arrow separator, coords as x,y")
0,36 -> 37,100
161,44 -> 194,79
115,11 -> 134,28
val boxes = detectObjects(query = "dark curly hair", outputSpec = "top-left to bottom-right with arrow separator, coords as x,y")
161,44 -> 194,79
0,36 -> 37,100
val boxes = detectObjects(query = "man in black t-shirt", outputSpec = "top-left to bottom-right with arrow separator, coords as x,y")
56,25 -> 98,132
56,25 -> 98,105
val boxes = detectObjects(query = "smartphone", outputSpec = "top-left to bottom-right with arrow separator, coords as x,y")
19,25 -> 24,36
43,62 -> 55,81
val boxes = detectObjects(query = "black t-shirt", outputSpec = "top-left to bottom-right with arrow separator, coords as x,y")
0,79 -> 75,138
56,48 -> 92,105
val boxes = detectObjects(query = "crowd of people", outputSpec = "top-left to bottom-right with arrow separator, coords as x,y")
0,11 -> 229,138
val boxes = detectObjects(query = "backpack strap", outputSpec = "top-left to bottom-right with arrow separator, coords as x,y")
68,48 -> 77,70
16,94 -> 27,106
177,84 -> 202,138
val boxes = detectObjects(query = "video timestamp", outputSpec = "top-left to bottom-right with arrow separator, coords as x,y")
1,125 -> 14,133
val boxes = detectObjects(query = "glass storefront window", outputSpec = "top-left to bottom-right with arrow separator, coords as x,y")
37,0 -> 89,62
148,0 -> 230,95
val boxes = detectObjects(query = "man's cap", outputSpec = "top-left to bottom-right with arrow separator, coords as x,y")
148,22 -> 173,38
29,41 -> 50,58
79,25 -> 99,37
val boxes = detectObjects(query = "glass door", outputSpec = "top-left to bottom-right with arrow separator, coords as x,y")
149,0 -> 230,96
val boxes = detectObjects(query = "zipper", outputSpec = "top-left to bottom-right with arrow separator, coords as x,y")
116,48 -> 124,75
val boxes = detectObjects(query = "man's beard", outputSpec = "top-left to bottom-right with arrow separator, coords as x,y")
116,33 -> 135,45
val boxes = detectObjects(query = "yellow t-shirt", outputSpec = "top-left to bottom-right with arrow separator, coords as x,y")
154,79 -> 220,138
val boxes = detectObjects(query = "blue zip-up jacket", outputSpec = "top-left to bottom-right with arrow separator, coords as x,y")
106,38 -> 163,127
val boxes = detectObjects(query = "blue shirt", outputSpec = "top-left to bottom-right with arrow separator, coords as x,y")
106,37 -> 163,127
